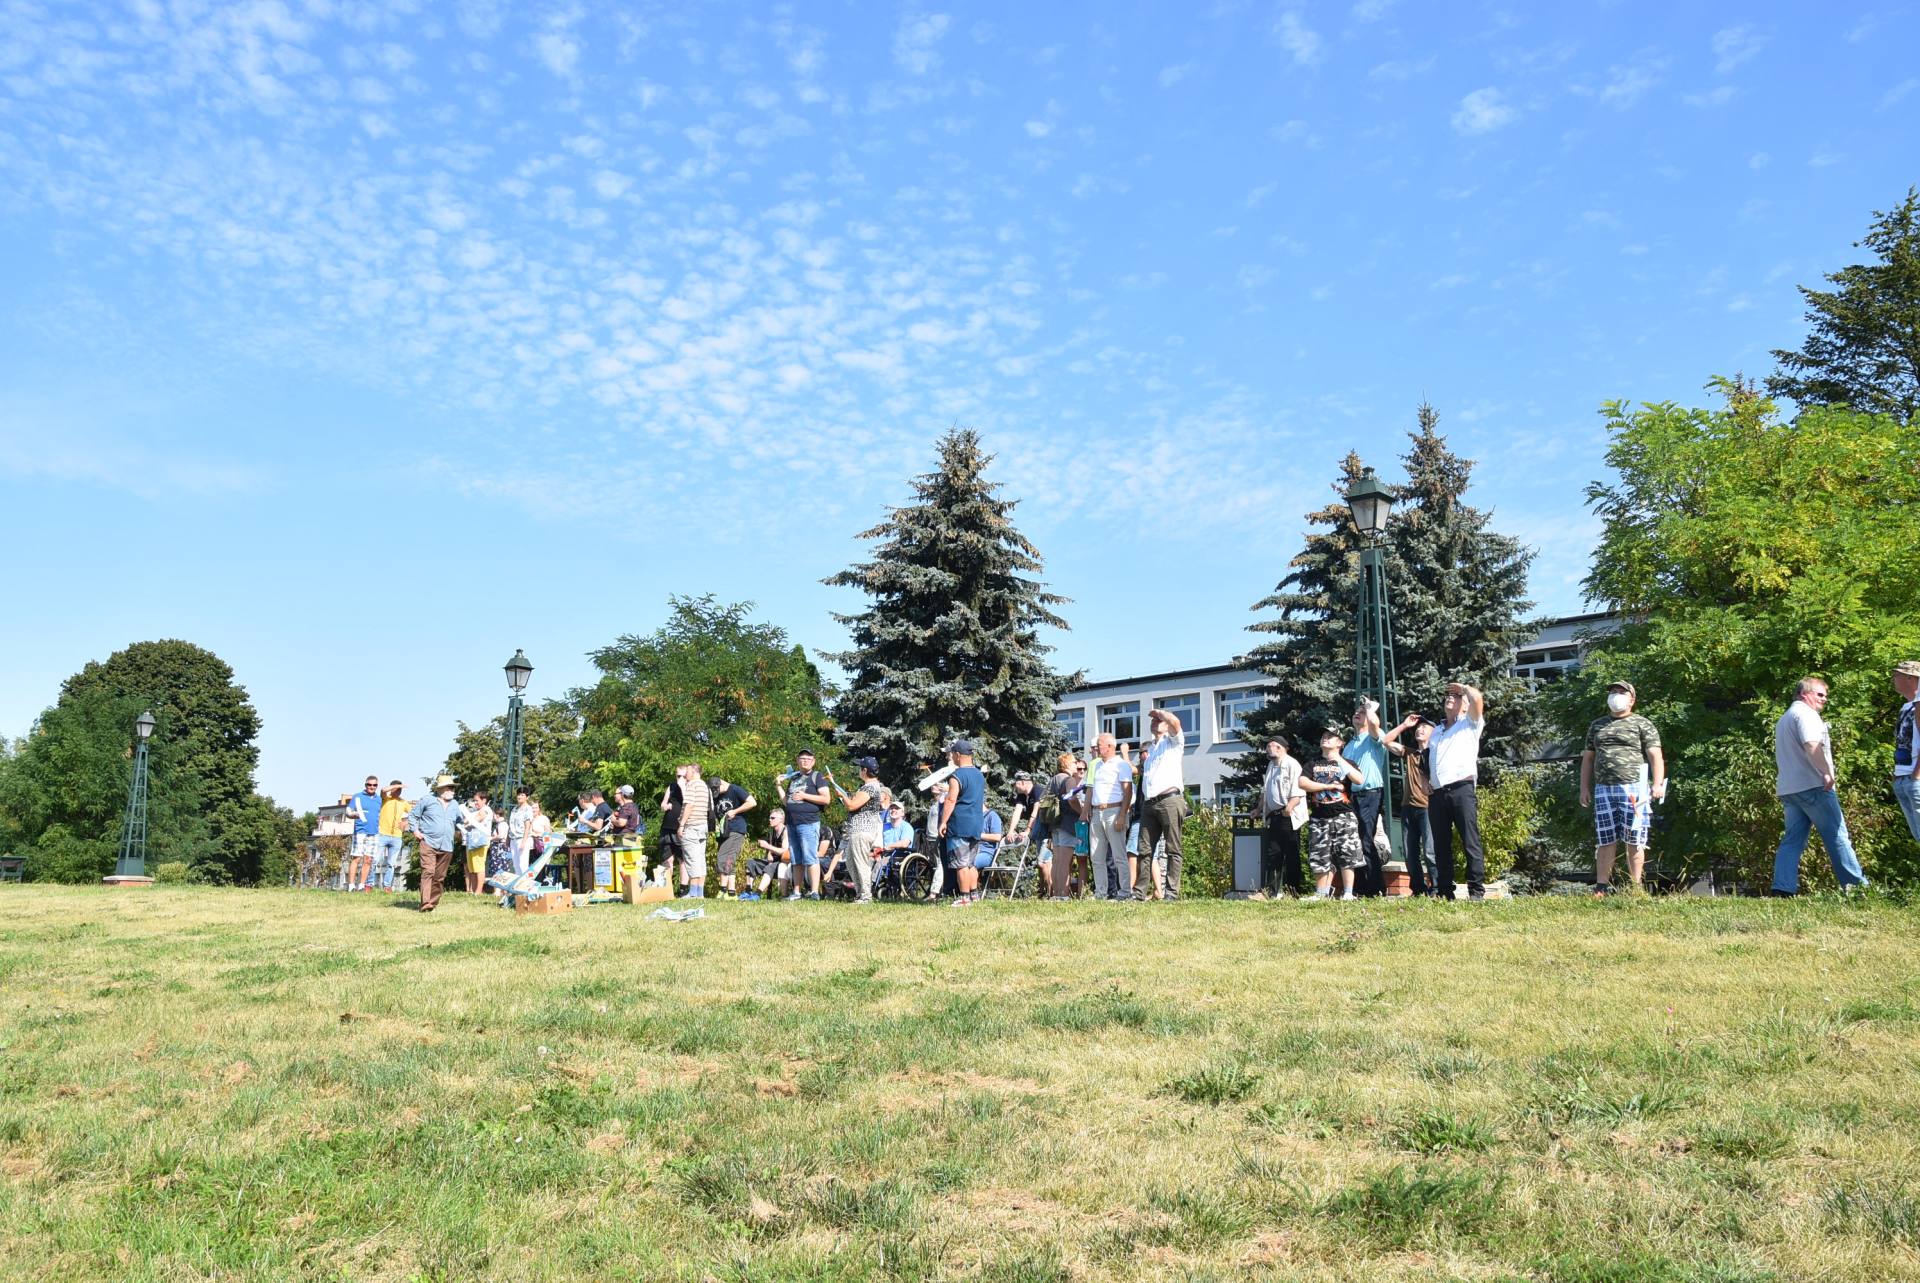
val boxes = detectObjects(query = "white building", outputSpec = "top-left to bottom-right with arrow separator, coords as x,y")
1049,663 -> 1271,806
1052,613 -> 1612,805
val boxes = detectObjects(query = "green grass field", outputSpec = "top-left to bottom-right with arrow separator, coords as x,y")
3,886 -> 1919,1282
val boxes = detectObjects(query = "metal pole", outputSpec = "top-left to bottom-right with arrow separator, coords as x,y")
499,692 -> 526,808
114,739 -> 150,879
1357,544 -> 1400,861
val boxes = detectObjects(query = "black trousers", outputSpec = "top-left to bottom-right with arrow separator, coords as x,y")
1428,780 -> 1486,899
1262,813 -> 1305,895
1351,787 -> 1385,897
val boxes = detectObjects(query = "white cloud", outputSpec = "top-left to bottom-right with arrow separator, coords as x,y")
893,12 -> 951,76
1024,118 -> 1051,138
1369,57 -> 1434,81
1710,25 -> 1765,74
1749,151 -> 1770,170
1244,181 -> 1276,208
1683,85 -> 1737,108
1595,53 -> 1669,109
1272,12 -> 1321,67
1451,87 -> 1515,135
1880,78 -> 1920,111
1158,61 -> 1196,88
1351,0 -> 1395,21
1809,150 -> 1844,168
534,31 -> 579,79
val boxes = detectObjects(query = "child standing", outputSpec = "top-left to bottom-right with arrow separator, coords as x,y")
1301,730 -> 1367,900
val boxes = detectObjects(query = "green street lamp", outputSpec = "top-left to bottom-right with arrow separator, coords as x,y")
106,710 -> 157,886
1344,467 -> 1402,873
498,649 -> 533,808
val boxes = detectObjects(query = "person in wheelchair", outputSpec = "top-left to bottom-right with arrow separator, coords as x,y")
874,797 -> 914,895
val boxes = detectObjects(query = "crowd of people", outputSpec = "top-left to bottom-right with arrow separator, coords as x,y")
335,659 -> 1920,913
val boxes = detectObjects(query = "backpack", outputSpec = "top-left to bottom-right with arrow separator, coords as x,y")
1034,790 -> 1061,824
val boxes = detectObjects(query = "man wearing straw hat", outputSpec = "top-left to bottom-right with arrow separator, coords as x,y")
407,774 -> 463,913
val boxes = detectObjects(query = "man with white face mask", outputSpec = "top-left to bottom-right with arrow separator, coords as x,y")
1579,680 -> 1665,896
407,773 -> 464,913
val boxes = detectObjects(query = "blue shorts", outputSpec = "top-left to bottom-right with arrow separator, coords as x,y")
791,822 -> 821,867
1594,783 -> 1651,847
944,836 -> 981,871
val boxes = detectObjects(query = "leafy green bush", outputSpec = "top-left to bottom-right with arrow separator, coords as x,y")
153,861 -> 190,884
1179,803 -> 1235,897
1477,768 -> 1537,883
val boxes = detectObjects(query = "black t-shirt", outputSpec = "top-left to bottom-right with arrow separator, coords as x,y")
662,781 -> 685,834
1307,759 -> 1353,816
715,784 -> 750,835
784,771 -> 826,824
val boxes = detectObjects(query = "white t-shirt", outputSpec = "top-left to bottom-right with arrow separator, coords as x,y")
1141,732 -> 1185,799
1774,700 -> 1833,795
1088,756 -> 1133,805
1428,715 -> 1484,789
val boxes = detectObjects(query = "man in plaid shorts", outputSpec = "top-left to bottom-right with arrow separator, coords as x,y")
1301,729 -> 1368,900
343,775 -> 382,892
1579,680 -> 1666,896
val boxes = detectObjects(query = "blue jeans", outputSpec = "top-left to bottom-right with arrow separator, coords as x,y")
1774,787 -> 1869,892
375,835 -> 406,889
1401,806 -> 1434,896
1895,776 -> 1920,846
791,822 -> 821,868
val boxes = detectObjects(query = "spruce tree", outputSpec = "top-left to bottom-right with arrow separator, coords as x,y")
826,429 -> 1070,798
1387,404 -> 1540,760
1236,452 -> 1370,760
1768,187 -> 1920,423
1235,407 -> 1540,779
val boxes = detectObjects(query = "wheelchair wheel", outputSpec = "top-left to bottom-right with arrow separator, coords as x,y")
898,852 -> 937,902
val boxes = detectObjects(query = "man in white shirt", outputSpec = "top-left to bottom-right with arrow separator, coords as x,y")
1085,732 -> 1134,901
1771,676 -> 1869,894
1138,708 -> 1190,900
1427,679 -> 1489,901
1893,660 -> 1920,846
1253,736 -> 1306,896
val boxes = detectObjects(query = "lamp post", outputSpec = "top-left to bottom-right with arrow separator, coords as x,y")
106,710 -> 157,886
499,649 -> 533,808
1344,467 -> 1402,867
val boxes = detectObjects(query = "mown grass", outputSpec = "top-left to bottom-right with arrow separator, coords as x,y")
1,886 -> 1918,1280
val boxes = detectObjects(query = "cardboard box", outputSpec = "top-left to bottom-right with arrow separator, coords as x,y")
515,889 -> 574,916
622,882 -> 673,906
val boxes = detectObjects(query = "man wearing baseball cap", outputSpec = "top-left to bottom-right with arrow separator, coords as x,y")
1892,660 -> 1920,845
1579,679 -> 1665,896
936,739 -> 988,907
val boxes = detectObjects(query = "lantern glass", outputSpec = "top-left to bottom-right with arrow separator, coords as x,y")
504,649 -> 534,693
1344,469 -> 1396,537
134,711 -> 156,740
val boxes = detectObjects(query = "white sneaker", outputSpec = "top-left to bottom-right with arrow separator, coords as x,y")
1313,889 -> 1333,900
786,891 -> 802,901
1340,891 -> 1358,901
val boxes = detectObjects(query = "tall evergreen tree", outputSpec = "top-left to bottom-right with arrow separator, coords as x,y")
1386,404 -> 1540,759
827,428 -> 1070,798
1768,187 -> 1920,423
1235,407 -> 1540,779
1236,452 -> 1369,759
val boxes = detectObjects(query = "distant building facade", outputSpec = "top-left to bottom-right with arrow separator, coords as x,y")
1052,612 -> 1615,805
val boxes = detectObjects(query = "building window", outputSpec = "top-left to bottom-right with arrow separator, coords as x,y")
1054,707 -> 1086,749
1213,783 -> 1253,814
1153,694 -> 1200,748
1099,701 -> 1141,744
1215,686 -> 1266,739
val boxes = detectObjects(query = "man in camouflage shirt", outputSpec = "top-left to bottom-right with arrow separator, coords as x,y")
1579,680 -> 1666,895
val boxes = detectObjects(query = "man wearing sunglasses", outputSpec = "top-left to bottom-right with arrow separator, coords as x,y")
344,776 -> 382,893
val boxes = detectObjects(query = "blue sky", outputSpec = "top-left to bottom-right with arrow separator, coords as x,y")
2,1 -> 1915,810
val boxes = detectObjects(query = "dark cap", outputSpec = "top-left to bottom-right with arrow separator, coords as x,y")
1014,770 -> 1032,781
1607,680 -> 1636,697
796,747 -> 816,758
948,739 -> 974,756
856,756 -> 880,773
